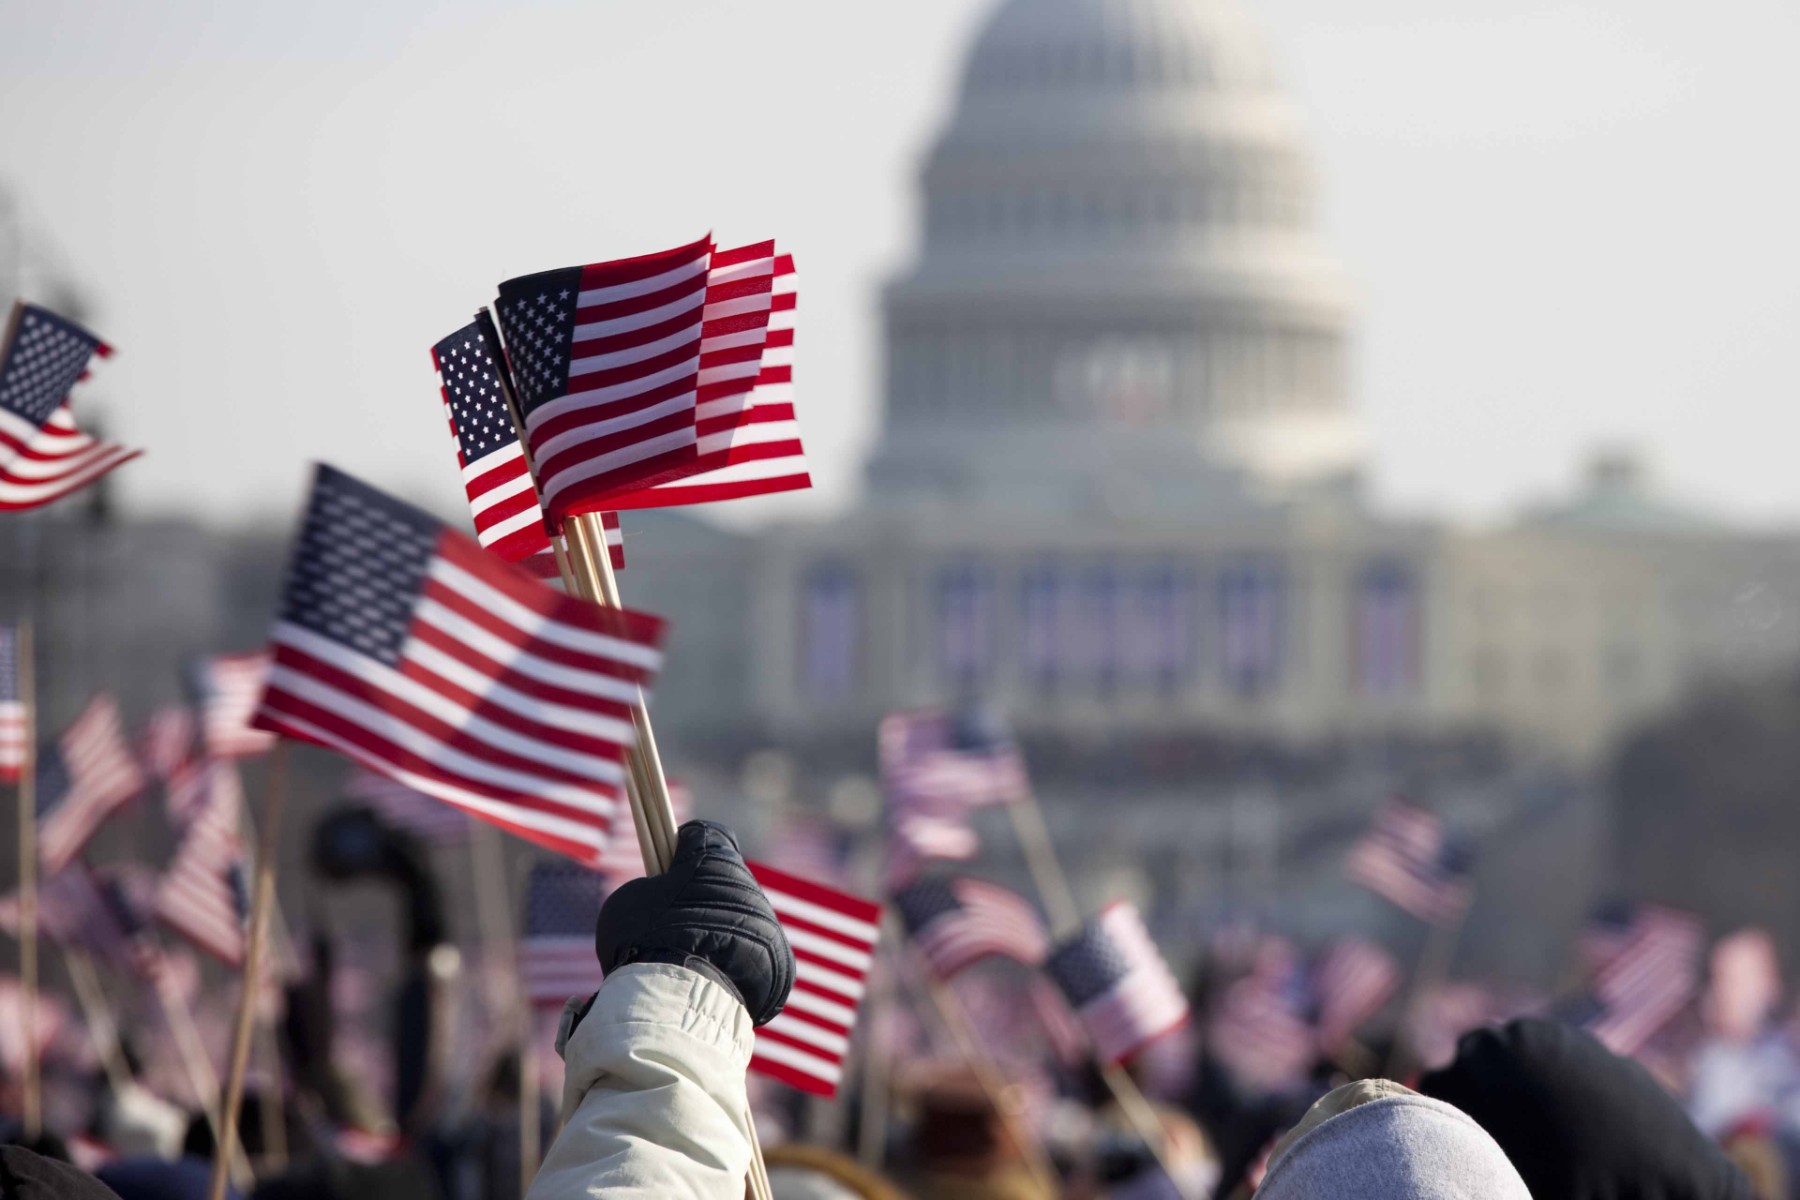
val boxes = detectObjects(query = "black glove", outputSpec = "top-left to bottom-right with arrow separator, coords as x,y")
595,820 -> 795,1027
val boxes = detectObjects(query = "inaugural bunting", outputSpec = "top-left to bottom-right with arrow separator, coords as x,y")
249,465 -> 666,866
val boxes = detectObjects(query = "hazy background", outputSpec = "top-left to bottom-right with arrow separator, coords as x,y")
2,0 -> 1796,531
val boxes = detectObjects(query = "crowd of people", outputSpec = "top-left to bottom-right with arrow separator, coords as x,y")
6,796 -> 1800,1200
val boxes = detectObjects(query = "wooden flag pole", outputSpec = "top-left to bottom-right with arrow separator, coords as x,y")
61,945 -> 132,1093
473,311 -> 773,1200
206,743 -> 289,1200
1000,788 -> 1199,1200
15,619 -> 41,1141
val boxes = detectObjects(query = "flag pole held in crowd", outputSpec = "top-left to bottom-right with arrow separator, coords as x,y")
12,620 -> 41,1140
207,743 -> 289,1200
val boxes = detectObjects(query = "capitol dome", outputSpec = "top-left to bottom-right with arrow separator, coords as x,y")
868,0 -> 1362,514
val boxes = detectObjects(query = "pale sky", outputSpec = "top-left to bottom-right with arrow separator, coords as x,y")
2,0 -> 1796,531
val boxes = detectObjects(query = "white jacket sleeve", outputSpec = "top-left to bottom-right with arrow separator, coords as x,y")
526,962 -> 754,1200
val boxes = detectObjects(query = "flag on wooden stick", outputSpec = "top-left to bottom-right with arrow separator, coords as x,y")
0,625 -> 25,783
600,251 -> 811,509
138,706 -> 196,783
520,859 -> 607,1009
894,876 -> 1048,981
880,708 -> 1029,814
190,653 -> 277,759
248,464 -> 667,866
1580,903 -> 1703,1057
1313,936 -> 1400,1053
746,860 -> 881,1097
431,321 -> 623,576
1045,902 -> 1189,1066
0,302 -> 139,511
154,762 -> 249,965
494,236 -> 778,520
1346,802 -> 1473,926
37,695 -> 144,874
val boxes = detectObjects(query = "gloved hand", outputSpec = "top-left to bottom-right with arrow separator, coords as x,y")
595,820 -> 795,1027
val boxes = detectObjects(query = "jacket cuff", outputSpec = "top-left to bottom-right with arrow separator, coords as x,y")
558,962 -> 754,1071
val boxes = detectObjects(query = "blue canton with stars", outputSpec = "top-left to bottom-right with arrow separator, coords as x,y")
494,267 -> 582,418
1046,919 -> 1133,1007
0,304 -> 106,429
894,879 -> 964,937
434,322 -> 518,466
278,465 -> 441,668
524,860 -> 604,938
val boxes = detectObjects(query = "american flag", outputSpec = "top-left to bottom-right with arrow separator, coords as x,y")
190,652 -> 277,758
1581,903 -> 1704,1057
1346,802 -> 1473,926
747,859 -> 881,1097
883,810 -> 979,891
520,859 -> 607,1009
0,302 -> 140,512
600,251 -> 810,509
1353,562 -> 1420,697
154,761 -> 249,965
249,464 -> 666,866
139,705 -> 195,783
880,708 -> 1029,814
1046,902 -> 1190,1065
495,237 -> 778,521
894,876 -> 1048,981
0,866 -> 132,974
761,813 -> 846,885
37,694 -> 145,874
1207,943 -> 1316,1093
431,320 -> 623,578
1313,936 -> 1400,1053
0,625 -> 25,783
92,864 -> 170,985
344,768 -> 471,847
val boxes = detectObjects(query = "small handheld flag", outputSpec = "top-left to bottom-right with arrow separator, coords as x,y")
494,237 -> 778,521
249,464 -> 667,866
746,860 -> 881,1098
1346,802 -> 1473,926
894,876 -> 1048,981
0,302 -> 139,511
1046,902 -> 1189,1066
520,860 -> 607,1009
154,762 -> 249,965
431,321 -> 623,576
190,653 -> 277,759
36,695 -> 144,874
0,626 -> 24,783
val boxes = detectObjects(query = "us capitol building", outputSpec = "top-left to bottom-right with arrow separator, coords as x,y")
630,0 -> 1800,775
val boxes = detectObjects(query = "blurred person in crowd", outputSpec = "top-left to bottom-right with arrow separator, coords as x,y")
762,1143 -> 911,1200
525,820 -> 795,1199
1421,1018 -> 1753,1199
891,1066 -> 1052,1200
1253,1079 -> 1530,1200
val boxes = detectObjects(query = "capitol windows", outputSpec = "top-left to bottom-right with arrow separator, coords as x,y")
1017,561 -> 1199,693
1121,564 -> 1199,691
799,561 -> 861,703
1352,561 -> 1422,698
1217,560 -> 1285,698
935,563 -> 998,688
1020,563 -> 1071,687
